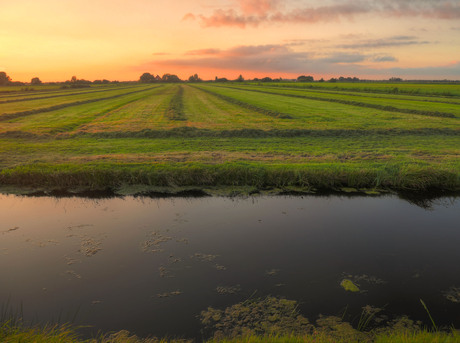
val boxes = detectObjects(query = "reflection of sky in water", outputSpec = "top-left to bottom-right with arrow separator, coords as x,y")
0,194 -> 459,338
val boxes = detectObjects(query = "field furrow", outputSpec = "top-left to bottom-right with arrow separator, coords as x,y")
165,86 -> 186,121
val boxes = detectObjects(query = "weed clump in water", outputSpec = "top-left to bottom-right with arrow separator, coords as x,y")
340,279 -> 360,292
200,297 -> 313,339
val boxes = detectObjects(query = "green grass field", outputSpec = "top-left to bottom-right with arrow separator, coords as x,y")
0,82 -> 459,194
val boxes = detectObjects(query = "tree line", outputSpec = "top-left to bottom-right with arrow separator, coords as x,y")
0,72 -> 121,87
139,73 -> 371,83
1,70 -> 409,87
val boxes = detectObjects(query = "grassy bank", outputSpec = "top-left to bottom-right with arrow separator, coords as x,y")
0,83 -> 458,194
1,323 -> 458,343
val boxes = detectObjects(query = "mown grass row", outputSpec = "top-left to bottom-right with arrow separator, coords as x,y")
257,84 -> 460,106
193,85 -> 293,119
220,85 -> 457,119
0,84 -> 147,105
1,162 -> 458,192
165,86 -> 186,121
255,82 -> 460,97
51,127 -> 460,139
0,86 -> 158,122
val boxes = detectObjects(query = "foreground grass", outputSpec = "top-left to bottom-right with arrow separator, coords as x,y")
0,135 -> 458,192
1,325 -> 459,343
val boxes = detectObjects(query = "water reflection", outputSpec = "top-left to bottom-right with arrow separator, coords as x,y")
0,194 -> 459,338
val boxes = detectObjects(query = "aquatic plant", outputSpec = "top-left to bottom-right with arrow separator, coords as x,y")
340,279 -> 360,292
419,299 -> 438,332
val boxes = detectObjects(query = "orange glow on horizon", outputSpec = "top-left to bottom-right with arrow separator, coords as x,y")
1,0 -> 460,82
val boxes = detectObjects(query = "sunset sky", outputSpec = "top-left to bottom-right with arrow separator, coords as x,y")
2,0 -> 460,82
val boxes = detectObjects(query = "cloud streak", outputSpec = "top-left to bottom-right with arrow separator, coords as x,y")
191,0 -> 460,28
338,36 -> 431,49
137,40 -> 460,79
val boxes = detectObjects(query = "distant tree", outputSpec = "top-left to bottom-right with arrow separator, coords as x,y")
319,78 -> 325,82
337,76 -> 360,82
31,77 -> 42,85
236,74 -> 244,82
139,72 -> 156,83
389,77 -> 402,82
297,75 -> 314,82
261,77 -> 273,82
214,77 -> 228,82
188,74 -> 202,82
329,78 -> 337,83
62,76 -> 91,88
0,71 -> 12,85
162,73 -> 181,83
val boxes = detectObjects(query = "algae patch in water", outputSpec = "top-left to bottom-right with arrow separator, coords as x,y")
201,296 -> 312,338
340,279 -> 360,292
216,285 -> 241,295
443,286 -> 460,303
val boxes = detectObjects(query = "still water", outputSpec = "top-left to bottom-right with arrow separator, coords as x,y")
0,193 -> 459,338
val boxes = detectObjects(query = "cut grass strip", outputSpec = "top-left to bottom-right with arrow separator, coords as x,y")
219,85 -> 457,119
63,127 -> 460,139
0,86 -> 158,122
165,86 -> 186,121
259,84 -> 460,106
0,84 -> 148,104
250,81 -> 460,98
193,85 -> 292,119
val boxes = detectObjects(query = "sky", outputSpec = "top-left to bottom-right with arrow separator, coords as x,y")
1,0 -> 460,82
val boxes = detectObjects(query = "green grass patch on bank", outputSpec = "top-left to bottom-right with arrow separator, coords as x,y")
1,323 -> 458,343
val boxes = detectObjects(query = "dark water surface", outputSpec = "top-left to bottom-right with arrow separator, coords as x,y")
0,194 -> 459,338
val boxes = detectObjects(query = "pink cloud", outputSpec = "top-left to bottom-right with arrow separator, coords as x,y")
199,9 -> 259,28
237,0 -> 280,16
190,0 -> 460,29
182,13 -> 196,21
185,48 -> 221,56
